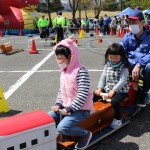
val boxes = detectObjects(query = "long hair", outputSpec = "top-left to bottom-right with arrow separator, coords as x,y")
105,43 -> 131,69
55,45 -> 71,59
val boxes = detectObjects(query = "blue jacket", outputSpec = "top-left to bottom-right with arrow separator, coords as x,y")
103,17 -> 110,25
120,29 -> 150,68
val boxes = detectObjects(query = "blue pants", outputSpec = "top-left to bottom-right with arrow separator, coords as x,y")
48,110 -> 90,136
143,63 -> 150,92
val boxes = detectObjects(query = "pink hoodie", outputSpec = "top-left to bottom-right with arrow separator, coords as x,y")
53,39 -> 93,110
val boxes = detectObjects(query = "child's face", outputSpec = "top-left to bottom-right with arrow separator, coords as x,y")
56,54 -> 70,64
108,55 -> 122,64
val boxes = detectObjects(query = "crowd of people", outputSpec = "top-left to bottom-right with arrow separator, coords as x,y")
37,9 -> 150,41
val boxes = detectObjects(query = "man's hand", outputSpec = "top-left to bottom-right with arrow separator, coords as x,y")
132,66 -> 140,81
108,90 -> 116,98
51,106 -> 59,112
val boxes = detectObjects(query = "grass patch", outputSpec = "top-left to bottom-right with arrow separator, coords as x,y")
50,10 -> 120,19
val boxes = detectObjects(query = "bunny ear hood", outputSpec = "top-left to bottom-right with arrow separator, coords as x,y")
53,39 -> 82,72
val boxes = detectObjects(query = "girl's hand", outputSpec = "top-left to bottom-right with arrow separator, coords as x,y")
108,90 -> 116,98
61,108 -> 68,116
100,93 -> 109,100
51,106 -> 59,112
95,88 -> 102,96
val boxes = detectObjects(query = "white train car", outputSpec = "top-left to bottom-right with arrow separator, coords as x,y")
0,110 -> 56,150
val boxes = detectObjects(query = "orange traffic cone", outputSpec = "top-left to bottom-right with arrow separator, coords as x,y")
110,27 -> 113,36
95,27 -> 99,35
73,38 -> 78,44
117,28 -> 121,37
121,29 -> 125,38
29,39 -> 38,54
78,27 -> 81,34
98,37 -> 102,43
19,29 -> 22,36
0,29 -> 3,37
127,28 -> 130,33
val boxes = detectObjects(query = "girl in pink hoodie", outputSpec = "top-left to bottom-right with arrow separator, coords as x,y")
48,39 -> 93,149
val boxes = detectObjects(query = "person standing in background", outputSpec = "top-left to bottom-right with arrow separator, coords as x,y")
103,14 -> 110,35
37,14 -> 49,38
53,11 -> 65,43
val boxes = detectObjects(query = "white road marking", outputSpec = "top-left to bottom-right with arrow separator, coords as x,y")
4,51 -> 54,99
3,34 -> 74,99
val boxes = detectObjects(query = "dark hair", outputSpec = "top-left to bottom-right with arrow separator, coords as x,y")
105,43 -> 131,69
55,45 -> 71,59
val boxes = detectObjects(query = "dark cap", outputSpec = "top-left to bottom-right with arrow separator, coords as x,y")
57,11 -> 62,16
136,6 -> 141,10
128,10 -> 144,20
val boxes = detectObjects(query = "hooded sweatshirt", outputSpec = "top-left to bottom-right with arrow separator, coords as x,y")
53,39 -> 93,113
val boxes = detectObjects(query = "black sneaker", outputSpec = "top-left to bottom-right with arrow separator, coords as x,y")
137,91 -> 146,107
75,131 -> 92,150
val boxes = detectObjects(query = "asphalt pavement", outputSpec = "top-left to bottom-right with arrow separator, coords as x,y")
0,32 -> 150,150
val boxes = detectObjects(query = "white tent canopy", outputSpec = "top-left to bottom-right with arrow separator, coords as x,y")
117,7 -> 133,17
143,8 -> 150,14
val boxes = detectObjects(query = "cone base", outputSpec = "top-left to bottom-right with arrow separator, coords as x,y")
29,50 -> 38,54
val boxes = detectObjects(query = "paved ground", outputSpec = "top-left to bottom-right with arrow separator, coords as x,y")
0,32 -> 150,150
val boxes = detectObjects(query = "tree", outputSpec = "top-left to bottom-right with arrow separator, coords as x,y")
92,0 -> 102,19
124,0 -> 150,10
36,0 -> 63,27
102,0 -> 118,11
66,0 -> 81,19
51,0 -> 63,12
78,0 -> 92,18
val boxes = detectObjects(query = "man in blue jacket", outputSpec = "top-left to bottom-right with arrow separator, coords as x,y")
120,9 -> 150,107
103,14 -> 110,35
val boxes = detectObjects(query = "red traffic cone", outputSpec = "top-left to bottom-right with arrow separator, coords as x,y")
121,29 -> 125,38
29,39 -> 38,54
98,37 -> 102,43
0,29 -> 3,37
95,27 -> 99,35
117,28 -> 121,37
110,27 -> 113,36
127,28 -> 130,33
78,27 -> 81,34
73,38 -> 78,44
19,29 -> 22,36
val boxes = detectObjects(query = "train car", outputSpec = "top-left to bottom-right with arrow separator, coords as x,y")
0,110 -> 56,150
0,81 -> 144,150
57,81 -> 140,150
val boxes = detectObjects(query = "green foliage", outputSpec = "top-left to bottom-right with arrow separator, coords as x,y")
124,0 -> 150,10
51,0 -> 63,12
78,0 -> 92,11
37,0 -> 63,13
102,0 -> 118,11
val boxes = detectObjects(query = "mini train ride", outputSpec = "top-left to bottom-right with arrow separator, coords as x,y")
0,81 -> 145,150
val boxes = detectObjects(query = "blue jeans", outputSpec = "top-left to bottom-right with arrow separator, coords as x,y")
143,63 -> 150,92
48,110 -> 90,136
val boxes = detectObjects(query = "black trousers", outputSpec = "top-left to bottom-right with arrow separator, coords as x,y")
55,25 -> 64,43
103,25 -> 109,35
40,27 -> 49,38
93,92 -> 128,120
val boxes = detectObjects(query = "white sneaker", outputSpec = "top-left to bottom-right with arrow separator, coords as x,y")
110,119 -> 122,129
106,99 -> 111,102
